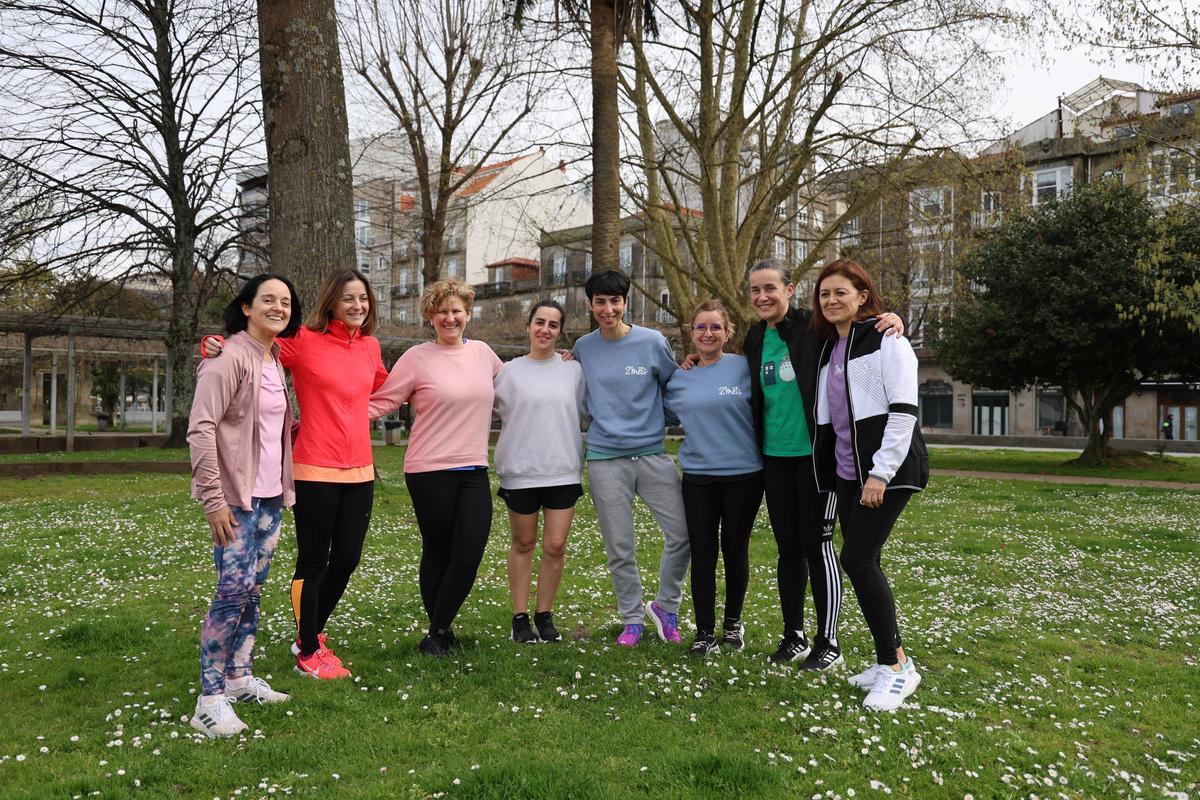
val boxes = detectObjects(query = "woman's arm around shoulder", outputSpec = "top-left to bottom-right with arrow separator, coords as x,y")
368,346 -> 420,420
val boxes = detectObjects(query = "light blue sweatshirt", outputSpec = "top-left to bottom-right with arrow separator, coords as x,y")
572,325 -> 678,457
664,354 -> 762,476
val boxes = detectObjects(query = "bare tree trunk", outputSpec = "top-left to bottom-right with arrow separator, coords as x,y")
590,0 -> 621,271
257,0 -> 356,302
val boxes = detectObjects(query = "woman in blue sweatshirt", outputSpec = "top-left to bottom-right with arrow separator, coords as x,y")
664,300 -> 763,656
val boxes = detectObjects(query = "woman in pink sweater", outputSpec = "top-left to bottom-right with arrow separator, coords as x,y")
369,278 -> 502,657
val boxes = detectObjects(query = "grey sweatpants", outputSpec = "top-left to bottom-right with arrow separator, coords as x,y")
587,453 -> 691,624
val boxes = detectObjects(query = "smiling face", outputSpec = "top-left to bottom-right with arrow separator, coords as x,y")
431,297 -> 470,345
818,273 -> 869,331
334,279 -> 370,331
690,309 -> 728,361
242,278 -> 292,343
748,268 -> 794,326
527,305 -> 563,355
588,293 -> 627,333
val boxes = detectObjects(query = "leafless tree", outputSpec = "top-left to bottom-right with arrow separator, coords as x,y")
257,0 -> 358,301
621,0 -> 1018,338
0,0 -> 261,443
344,0 -> 559,287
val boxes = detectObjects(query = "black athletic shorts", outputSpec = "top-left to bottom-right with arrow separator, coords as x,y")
497,483 -> 584,515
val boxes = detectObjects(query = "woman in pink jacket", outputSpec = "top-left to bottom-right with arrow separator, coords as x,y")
187,274 -> 300,738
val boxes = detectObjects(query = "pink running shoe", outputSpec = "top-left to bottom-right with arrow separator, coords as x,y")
647,601 -> 682,643
294,648 -> 351,680
291,632 -> 342,666
616,624 -> 644,647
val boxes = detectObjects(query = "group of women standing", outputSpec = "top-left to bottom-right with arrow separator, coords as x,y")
185,256 -> 926,737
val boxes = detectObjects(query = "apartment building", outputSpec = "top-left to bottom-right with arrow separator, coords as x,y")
825,77 -> 1199,440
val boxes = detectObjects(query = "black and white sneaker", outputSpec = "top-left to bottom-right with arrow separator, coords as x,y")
511,613 -> 538,644
769,630 -> 811,663
720,620 -> 745,652
689,632 -> 718,657
799,641 -> 844,671
533,611 -> 562,642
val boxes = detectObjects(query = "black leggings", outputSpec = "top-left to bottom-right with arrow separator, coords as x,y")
405,469 -> 493,631
681,472 -> 764,634
761,455 -> 841,643
835,477 -> 911,665
291,480 -> 374,656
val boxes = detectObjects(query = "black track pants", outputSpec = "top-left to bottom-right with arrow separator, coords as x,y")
405,469 -> 493,631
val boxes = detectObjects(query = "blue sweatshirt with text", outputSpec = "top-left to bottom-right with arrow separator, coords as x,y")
664,354 -> 762,476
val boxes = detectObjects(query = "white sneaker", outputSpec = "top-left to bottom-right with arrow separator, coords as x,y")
226,676 -> 290,705
863,661 -> 921,711
848,663 -> 890,692
190,695 -> 248,738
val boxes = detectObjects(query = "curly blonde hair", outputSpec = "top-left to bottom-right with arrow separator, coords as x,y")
419,278 -> 476,321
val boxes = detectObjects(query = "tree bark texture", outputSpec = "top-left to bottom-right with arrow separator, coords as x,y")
257,0 -> 357,303
590,0 -> 621,271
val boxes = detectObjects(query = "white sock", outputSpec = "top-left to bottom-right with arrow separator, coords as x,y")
224,675 -> 252,689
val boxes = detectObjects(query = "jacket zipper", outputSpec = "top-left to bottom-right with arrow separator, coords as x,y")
811,338 -> 829,492
844,325 -> 863,486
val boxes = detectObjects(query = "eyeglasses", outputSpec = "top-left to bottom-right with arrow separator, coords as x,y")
692,323 -> 724,332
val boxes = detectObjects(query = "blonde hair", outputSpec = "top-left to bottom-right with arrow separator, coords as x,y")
691,298 -> 735,339
419,278 -> 476,321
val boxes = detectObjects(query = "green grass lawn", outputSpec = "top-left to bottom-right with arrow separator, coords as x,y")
926,447 -> 1200,483
0,449 -> 1197,799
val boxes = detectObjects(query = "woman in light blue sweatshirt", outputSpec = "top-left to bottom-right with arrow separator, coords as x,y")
493,300 -> 587,644
664,300 -> 763,656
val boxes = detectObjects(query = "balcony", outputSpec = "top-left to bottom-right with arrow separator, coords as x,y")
391,285 -> 417,298
971,210 -> 1002,228
477,281 -> 512,298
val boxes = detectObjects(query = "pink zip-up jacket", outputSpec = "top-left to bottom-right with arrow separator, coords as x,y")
188,331 -> 296,514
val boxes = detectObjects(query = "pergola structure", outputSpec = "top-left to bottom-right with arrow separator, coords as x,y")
0,311 -> 175,450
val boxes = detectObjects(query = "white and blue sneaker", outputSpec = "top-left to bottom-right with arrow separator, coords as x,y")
863,659 -> 921,711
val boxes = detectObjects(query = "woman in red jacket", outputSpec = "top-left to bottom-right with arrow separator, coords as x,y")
204,268 -> 388,679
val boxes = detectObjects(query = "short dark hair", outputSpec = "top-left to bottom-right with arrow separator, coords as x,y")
747,257 -> 792,286
527,298 -> 566,329
584,268 -> 630,300
224,273 -> 302,338
809,258 -> 885,339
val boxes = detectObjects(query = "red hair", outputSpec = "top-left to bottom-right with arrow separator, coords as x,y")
809,259 -> 884,339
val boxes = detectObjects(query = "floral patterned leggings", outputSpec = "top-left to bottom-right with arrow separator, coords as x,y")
199,496 -> 284,695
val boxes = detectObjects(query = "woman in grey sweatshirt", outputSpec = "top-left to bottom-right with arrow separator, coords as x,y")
492,300 -> 588,644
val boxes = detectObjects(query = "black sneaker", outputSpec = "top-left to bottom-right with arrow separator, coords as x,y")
511,613 -> 537,644
721,620 -> 745,652
533,611 -> 562,642
799,640 -> 844,671
689,632 -> 718,657
418,629 -> 451,658
769,630 -> 811,663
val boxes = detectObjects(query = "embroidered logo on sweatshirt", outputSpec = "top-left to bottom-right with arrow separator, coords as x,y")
624,365 -> 649,376
718,386 -> 744,396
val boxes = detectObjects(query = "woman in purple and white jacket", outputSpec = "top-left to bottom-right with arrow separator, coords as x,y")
810,259 -> 928,712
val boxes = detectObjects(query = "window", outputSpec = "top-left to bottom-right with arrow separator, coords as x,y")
841,216 -> 860,247
910,187 -> 951,228
552,292 -> 566,307
397,309 -> 408,322
919,380 -> 953,429
358,254 -> 371,273
913,241 -> 945,290
553,253 -> 567,277
472,304 -> 482,319
1036,385 -> 1065,433
774,236 -> 788,261
796,240 -> 809,261
446,257 -> 458,278
813,208 -> 825,229
1031,167 -> 1072,205
620,242 -> 633,270
377,255 -> 389,274
355,199 -> 370,245
585,252 -> 592,273
798,207 -> 809,225
398,270 -> 408,294
446,229 -> 460,251
656,291 -> 675,323
1101,167 -> 1124,185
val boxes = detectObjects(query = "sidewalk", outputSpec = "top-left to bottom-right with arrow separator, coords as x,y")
932,468 -> 1200,491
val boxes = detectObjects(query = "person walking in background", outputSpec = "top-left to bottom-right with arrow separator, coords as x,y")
572,269 -> 690,647
493,300 -> 588,644
810,259 -> 928,711
664,300 -> 762,656
187,274 -> 301,737
202,268 -> 389,680
369,279 -> 503,657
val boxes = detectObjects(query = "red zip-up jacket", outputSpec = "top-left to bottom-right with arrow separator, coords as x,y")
279,321 -> 389,469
